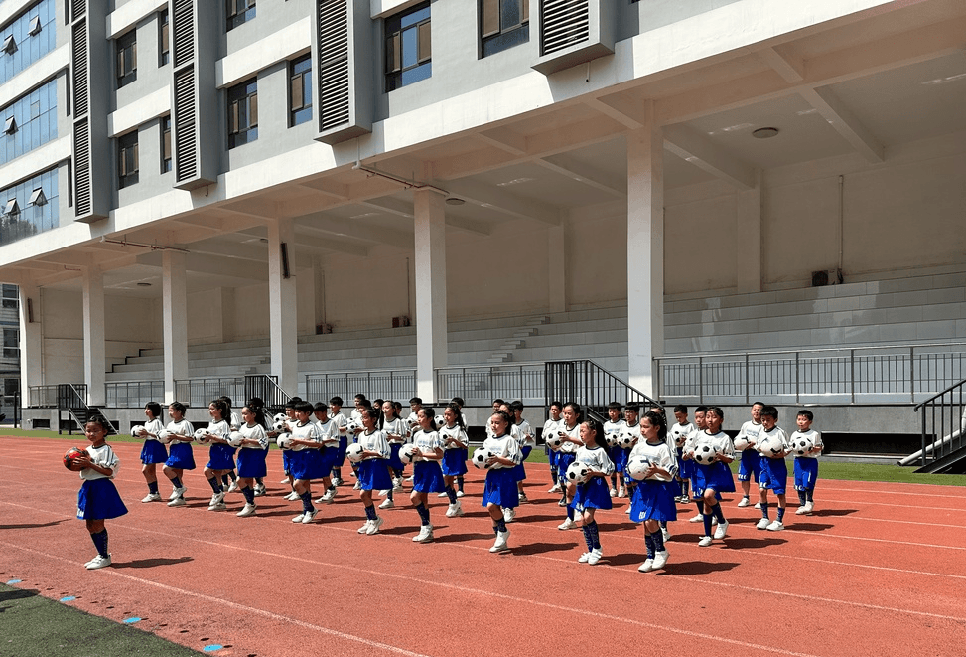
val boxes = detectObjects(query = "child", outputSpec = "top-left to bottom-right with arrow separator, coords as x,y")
617,403 -> 642,498
410,407 -> 446,543
602,402 -> 625,497
245,396 -> 270,497
288,401 -> 323,524
200,399 -> 233,512
438,403 -> 468,517
162,402 -> 195,507
328,396 -> 348,486
571,418 -> 614,565
235,403 -> 269,517
736,402 -> 765,508
406,397 -> 423,429
481,410 -> 522,553
312,401 -> 340,504
791,410 -> 823,515
272,399 -> 300,497
382,400 -> 409,495
556,402 -> 584,528
684,406 -> 708,523
543,401 -> 563,492
510,401 -> 534,504
356,407 -> 393,535
136,401 -> 167,503
73,415 -> 128,570
756,405 -> 790,531
451,396 -> 469,497
669,405 -> 694,503
219,396 -> 240,492
688,406 -> 735,546
628,411 -> 677,572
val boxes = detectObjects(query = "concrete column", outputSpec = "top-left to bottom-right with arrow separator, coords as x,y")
626,105 -> 665,398
207,287 -> 235,344
413,189 -> 448,401
735,172 -> 762,293
162,250 -> 189,404
18,276 -> 43,407
82,265 -> 106,406
267,218 -> 298,394
548,224 -> 566,313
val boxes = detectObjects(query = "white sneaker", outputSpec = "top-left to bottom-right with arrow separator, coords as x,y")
795,505 -> 808,515
661,527 -> 671,542
141,493 -> 161,503
618,487 -> 626,498
713,520 -> 729,540
331,478 -> 345,486
652,549 -> 669,570
358,520 -> 372,534
502,507 -> 515,523
456,490 -> 465,498
285,491 -> 300,501
208,492 -> 224,509
301,509 -> 319,524
378,498 -> 394,510
437,491 -> 449,498
292,513 -> 305,523
85,554 -> 111,570
624,506 -> 631,515
207,502 -> 226,512
557,498 -> 568,507
698,536 -> 713,547
638,559 -> 654,573
169,486 -> 187,500
757,517 -> 770,530
378,489 -> 389,498
754,502 -> 762,509
253,484 -> 266,497
316,491 -> 335,504
236,503 -> 256,517
548,484 -> 561,493
578,552 -> 592,563
689,513 -> 704,523
413,525 -> 434,543
280,477 -> 290,484
226,481 -> 239,493
557,518 -> 577,531
712,516 -> 718,526
587,548 -> 603,565
490,530 -> 510,552
609,488 -> 618,498
518,493 -> 528,503
446,501 -> 464,518
366,516 -> 384,535
352,482 -> 361,490
405,475 -> 414,482
803,501 -> 814,514
167,497 -> 186,507
766,520 -> 784,532
737,497 -> 751,508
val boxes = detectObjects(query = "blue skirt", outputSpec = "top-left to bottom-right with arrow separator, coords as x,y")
237,447 -> 267,478
318,446 -> 339,475
334,436 -> 348,467
413,461 -> 446,493
510,446 -> 532,482
571,475 -> 613,512
282,449 -> 293,475
616,447 -> 633,473
629,480 -> 678,523
291,449 -> 325,481
738,448 -> 762,482
140,440 -> 168,465
557,452 -> 576,482
441,449 -> 467,476
387,443 -> 404,470
608,444 -> 624,471
482,468 -> 519,508
206,443 -> 236,470
677,448 -> 694,479
77,478 -> 128,520
358,458 -> 393,491
165,442 -> 195,470
694,461 -> 736,496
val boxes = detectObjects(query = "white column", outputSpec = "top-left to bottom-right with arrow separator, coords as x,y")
162,250 -> 189,404
548,224 -> 566,313
413,189 -> 448,401
267,218 -> 298,394
735,172 -> 762,293
626,105 -> 665,398
18,276 -> 43,407
82,265 -> 106,406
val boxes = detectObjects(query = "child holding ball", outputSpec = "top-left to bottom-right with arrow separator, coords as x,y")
689,406 -> 735,547
756,405 -> 790,531
571,418 -> 614,565
235,403 -> 270,517
410,408 -> 446,543
162,402 -> 195,507
73,415 -> 128,570
791,410 -> 823,515
356,407 -> 393,535
137,401 -> 167,503
627,411 -> 677,572
482,410 -> 522,553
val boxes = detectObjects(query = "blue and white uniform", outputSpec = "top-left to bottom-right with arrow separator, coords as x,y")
139,417 -> 167,464
356,428 -> 393,491
670,421 -> 695,480
481,433 -> 522,509
236,422 -> 269,478
330,410 -> 348,466
411,428 -> 446,493
616,421 -> 640,474
757,425 -> 790,495
164,418 -> 196,469
603,418 -> 626,474
439,423 -> 469,476
76,443 -> 128,521
571,445 -> 615,512
205,418 -> 234,470
290,420 -> 323,480
791,428 -> 823,491
692,430 -> 736,498
556,422 -> 581,485
510,418 -> 533,482
314,416 -> 340,475
736,419 -> 763,483
384,417 -> 410,470
543,416 -> 562,466
627,440 -> 678,523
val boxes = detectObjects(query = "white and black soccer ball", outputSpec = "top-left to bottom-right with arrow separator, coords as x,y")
792,437 -> 814,456
673,431 -> 688,448
194,427 -> 211,444
273,412 -> 288,424
605,432 -> 620,448
273,418 -> 288,432
758,435 -> 784,457
618,431 -> 636,448
434,414 -> 445,427
692,443 -> 719,465
733,436 -> 750,451
157,429 -> 172,445
565,461 -> 591,484
131,425 -> 145,438
276,434 -> 294,450
472,446 -> 493,469
626,455 -> 653,481
227,431 -> 245,448
545,433 -> 564,451
346,420 -> 361,433
346,443 -> 365,463
399,443 -> 421,464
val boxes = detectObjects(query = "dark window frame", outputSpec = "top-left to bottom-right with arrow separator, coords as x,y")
480,0 -> 529,58
117,130 -> 139,189
1,284 -> 18,310
227,78 -> 258,149
161,115 -> 172,173
384,2 -> 431,92
289,54 -> 312,127
226,0 -> 256,31
159,9 -> 169,66
116,29 -> 137,88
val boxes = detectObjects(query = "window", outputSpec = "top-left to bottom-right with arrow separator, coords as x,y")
116,29 -> 137,88
3,116 -> 15,134
0,79 -> 58,167
385,2 -> 431,92
3,328 -> 19,359
161,115 -> 172,172
0,168 -> 59,247
117,130 -> 139,189
481,0 -> 529,57
2,35 -> 16,55
28,16 -> 42,36
289,55 -> 312,126
1,284 -> 17,310
227,78 -> 257,148
0,0 -> 58,86
227,0 -> 255,31
159,10 -> 169,66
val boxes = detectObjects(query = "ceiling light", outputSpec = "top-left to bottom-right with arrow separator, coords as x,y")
445,197 -> 465,206
753,127 -> 780,139
496,177 -> 533,187
136,282 -> 152,287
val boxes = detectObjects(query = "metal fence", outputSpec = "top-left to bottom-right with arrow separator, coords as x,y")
106,381 -> 164,409
174,377 -> 247,409
306,370 -> 416,405
435,364 -> 545,404
29,384 -> 88,409
909,379 -> 966,467
656,343 -> 966,405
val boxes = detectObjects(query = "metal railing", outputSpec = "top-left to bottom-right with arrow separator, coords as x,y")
909,378 -> 966,467
174,377 -> 247,409
545,360 -> 660,414
306,369 -> 416,405
244,374 -> 290,413
105,381 -> 164,409
656,343 -> 966,405
436,364 -> 544,404
28,384 -> 88,409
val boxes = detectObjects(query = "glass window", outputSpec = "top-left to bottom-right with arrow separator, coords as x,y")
1,284 -> 17,310
289,55 -> 312,127
0,79 -> 58,167
159,10 -> 169,66
161,115 -> 171,173
117,130 -> 139,189
0,0 -> 57,86
3,378 -> 19,396
226,0 -> 256,31
0,168 -> 59,247
385,2 -> 431,92
227,78 -> 257,148
481,0 -> 529,57
2,328 -> 18,358
116,29 -> 137,88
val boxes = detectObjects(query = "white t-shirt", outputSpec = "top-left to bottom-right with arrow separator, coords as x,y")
628,439 -> 677,481
79,443 -> 119,481
789,428 -> 823,459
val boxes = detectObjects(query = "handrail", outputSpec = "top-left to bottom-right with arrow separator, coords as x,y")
244,374 -> 290,413
545,360 -> 661,414
909,377 -> 965,467
913,376 -> 966,411
657,341 -> 966,360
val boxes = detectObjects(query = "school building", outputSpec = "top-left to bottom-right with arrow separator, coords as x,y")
0,0 -> 964,452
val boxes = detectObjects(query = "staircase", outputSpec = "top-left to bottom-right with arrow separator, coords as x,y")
57,384 -> 116,435
486,315 -> 550,364
906,377 -> 966,473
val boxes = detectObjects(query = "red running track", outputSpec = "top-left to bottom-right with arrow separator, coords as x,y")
1,435 -> 964,656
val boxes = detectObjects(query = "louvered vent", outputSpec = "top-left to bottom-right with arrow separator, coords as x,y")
173,0 -> 195,68
71,0 -> 86,21
318,0 -> 349,131
541,0 -> 589,56
174,67 -> 197,182
71,20 -> 88,116
73,118 -> 91,216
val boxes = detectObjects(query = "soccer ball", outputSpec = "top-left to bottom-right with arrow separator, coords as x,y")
273,419 -> 288,432
273,412 -> 288,424
565,461 -> 591,484
758,435 -> 784,457
472,446 -> 493,469
131,425 -> 145,438
605,433 -> 620,447
434,414 -> 445,426
399,443 -> 421,464
733,436 -> 750,451
157,429 -> 172,445
545,433 -> 564,451
227,431 -> 245,447
346,420 -> 361,433
692,444 -> 719,465
194,427 -> 211,444
346,443 -> 365,463
791,436 -> 814,456
276,434 -> 294,450
617,431 -> 636,448
673,431 -> 688,448
626,455 -> 653,481
64,446 -> 85,471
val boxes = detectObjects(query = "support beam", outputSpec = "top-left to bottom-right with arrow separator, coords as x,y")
548,225 -> 566,313
413,189 -> 448,402
799,86 -> 885,162
297,212 -> 413,247
443,179 -> 562,226
82,265 -> 106,407
755,46 -> 804,83
537,152 -> 627,197
162,250 -> 188,404
18,276 -> 43,403
734,171 -> 762,293
476,126 -> 528,155
267,218 -> 298,394
663,124 -> 757,190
